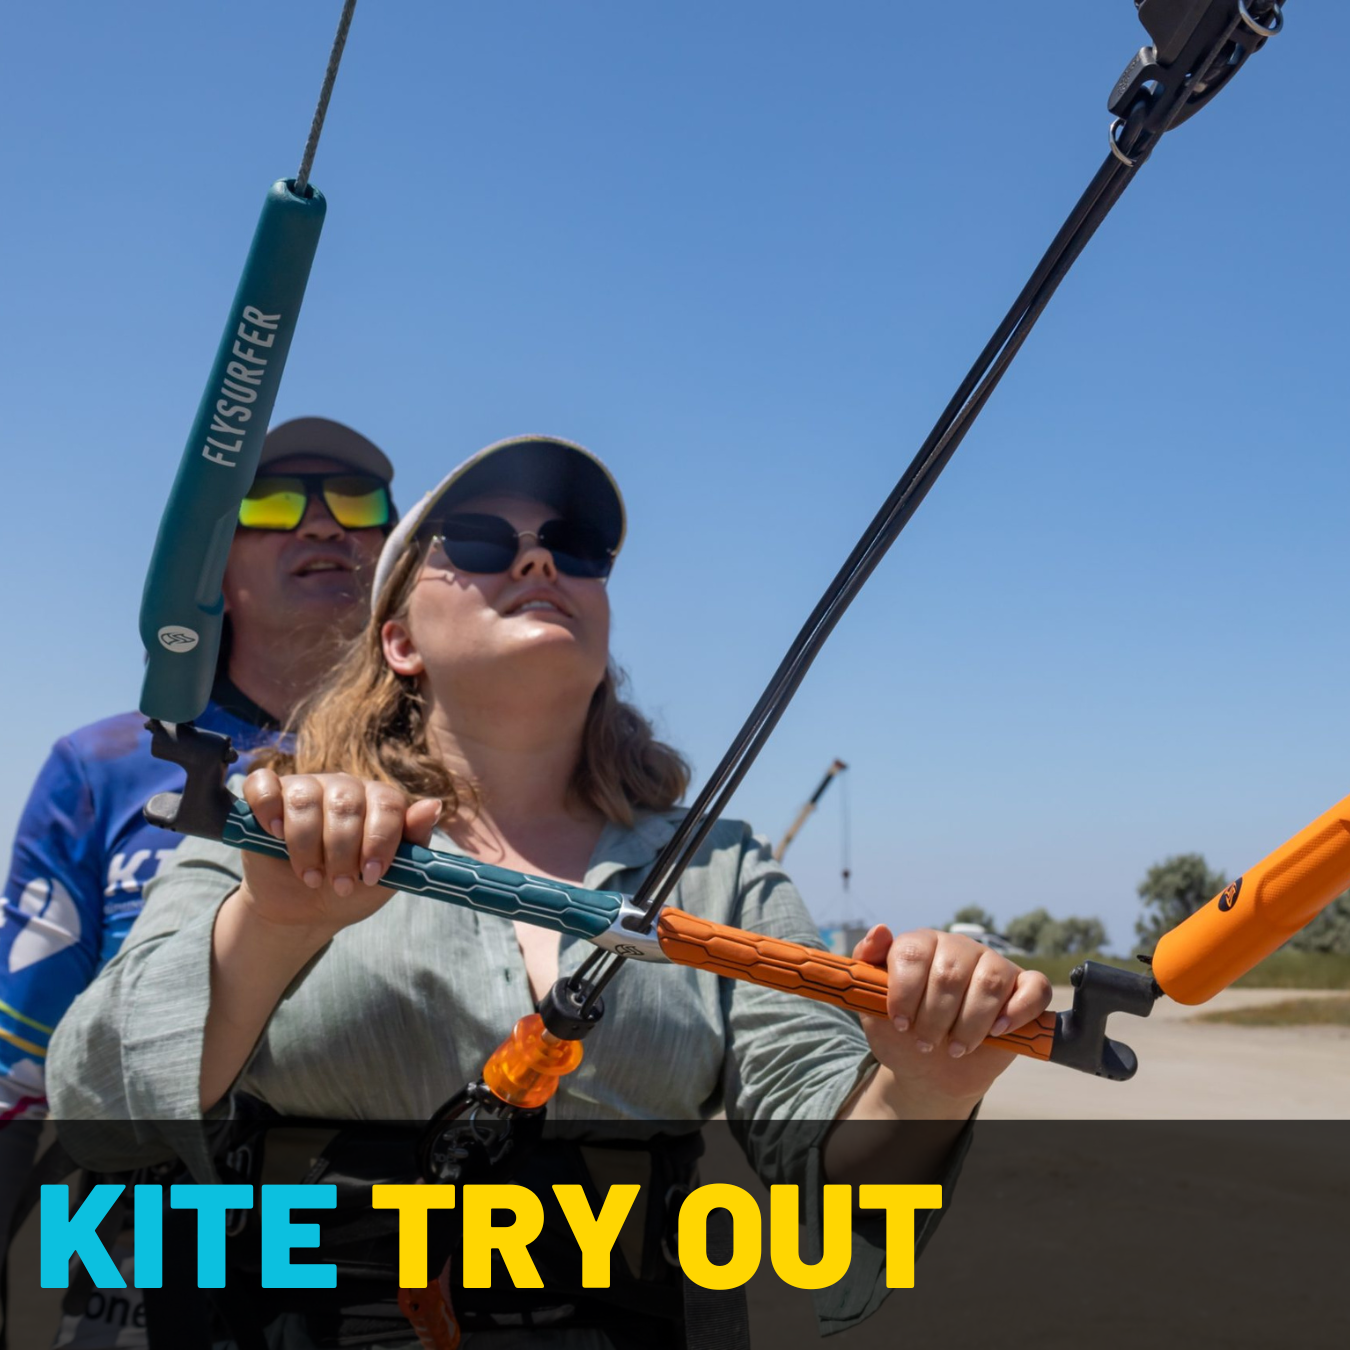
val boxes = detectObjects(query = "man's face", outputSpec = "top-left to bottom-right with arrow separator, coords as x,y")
222,454 -> 387,640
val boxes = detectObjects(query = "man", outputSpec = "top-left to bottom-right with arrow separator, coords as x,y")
0,417 -> 395,1343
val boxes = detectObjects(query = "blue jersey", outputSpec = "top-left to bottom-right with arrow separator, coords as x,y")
0,686 -> 278,1118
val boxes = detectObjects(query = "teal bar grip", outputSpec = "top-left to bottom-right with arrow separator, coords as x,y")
139,180 -> 327,725
220,798 -> 625,940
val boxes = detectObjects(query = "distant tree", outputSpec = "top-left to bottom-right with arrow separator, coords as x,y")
1283,890 -> 1350,955
1005,908 -> 1054,953
1006,908 -> 1107,957
1053,916 -> 1108,956
1135,853 -> 1227,954
951,905 -> 998,931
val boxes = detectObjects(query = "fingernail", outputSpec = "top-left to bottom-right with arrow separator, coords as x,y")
302,869 -> 324,889
892,1015 -> 910,1033
948,1041 -> 967,1059
992,1016 -> 1012,1037
363,860 -> 384,887
266,818 -> 284,839
915,1039 -> 934,1054
332,875 -> 354,898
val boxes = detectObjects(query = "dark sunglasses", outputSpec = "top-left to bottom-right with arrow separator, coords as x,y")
239,473 -> 393,532
426,512 -> 615,579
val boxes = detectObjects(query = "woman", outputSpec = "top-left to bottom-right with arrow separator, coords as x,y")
49,434 -> 1051,1341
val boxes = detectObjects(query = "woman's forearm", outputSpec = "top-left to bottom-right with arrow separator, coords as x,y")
200,887 -> 334,1110
822,1063 -> 980,1186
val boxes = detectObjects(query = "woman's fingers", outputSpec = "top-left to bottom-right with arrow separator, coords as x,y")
910,934 -> 982,1053
277,774 -> 328,888
242,767 -> 286,839
403,797 -> 444,849
946,950 -> 1019,1057
358,788 -> 432,886
882,929 -> 941,1034
992,969 -> 1054,1040
875,929 -> 1052,1055
319,775 -> 373,897
246,772 -> 436,894
850,923 -> 893,967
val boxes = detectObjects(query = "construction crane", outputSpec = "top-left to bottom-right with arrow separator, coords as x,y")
773,759 -> 848,871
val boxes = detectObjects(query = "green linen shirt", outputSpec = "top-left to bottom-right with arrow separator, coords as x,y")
47,809 -> 965,1338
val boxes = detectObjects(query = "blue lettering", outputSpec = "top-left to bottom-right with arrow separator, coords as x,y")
40,1184 -> 124,1289
170,1184 -> 252,1289
261,1184 -> 337,1289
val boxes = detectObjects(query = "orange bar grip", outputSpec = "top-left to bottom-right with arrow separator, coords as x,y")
1152,792 -> 1350,1005
655,909 -> 1055,1061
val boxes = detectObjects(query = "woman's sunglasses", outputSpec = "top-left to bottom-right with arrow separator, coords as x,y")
426,512 -> 615,579
239,473 -> 393,532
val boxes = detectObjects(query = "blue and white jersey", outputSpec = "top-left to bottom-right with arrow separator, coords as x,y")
0,686 -> 278,1118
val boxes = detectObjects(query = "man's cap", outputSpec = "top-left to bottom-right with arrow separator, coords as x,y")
371,434 -> 626,613
260,417 -> 395,483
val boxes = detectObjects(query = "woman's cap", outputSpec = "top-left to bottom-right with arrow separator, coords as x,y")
261,416 -> 395,483
371,434 -> 626,613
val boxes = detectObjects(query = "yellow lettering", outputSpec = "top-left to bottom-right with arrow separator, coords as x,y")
552,1184 -> 640,1288
461,1185 -> 544,1289
768,1184 -> 852,1289
370,1184 -> 456,1289
857,1185 -> 942,1288
677,1184 -> 760,1290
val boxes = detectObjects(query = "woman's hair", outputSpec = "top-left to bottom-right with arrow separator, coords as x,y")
252,542 -> 690,827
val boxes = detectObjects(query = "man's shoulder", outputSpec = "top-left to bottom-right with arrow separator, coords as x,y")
50,710 -> 150,771
49,698 -> 278,774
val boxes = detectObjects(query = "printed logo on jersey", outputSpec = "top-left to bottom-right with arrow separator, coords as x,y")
157,625 -> 200,651
6,878 -> 82,972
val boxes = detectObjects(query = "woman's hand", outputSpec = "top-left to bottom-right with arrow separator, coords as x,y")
852,925 -> 1053,1116
236,767 -> 443,940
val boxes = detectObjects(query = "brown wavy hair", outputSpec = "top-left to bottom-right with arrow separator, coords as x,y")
253,542 -> 690,827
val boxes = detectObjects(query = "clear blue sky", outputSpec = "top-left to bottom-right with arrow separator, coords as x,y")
3,2 -> 1345,950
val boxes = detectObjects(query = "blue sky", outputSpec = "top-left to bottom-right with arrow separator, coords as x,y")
2,2 -> 1345,949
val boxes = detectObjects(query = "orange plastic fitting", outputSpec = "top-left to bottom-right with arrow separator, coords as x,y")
481,1012 -> 585,1109
1152,792 -> 1350,1004
398,1280 -> 461,1350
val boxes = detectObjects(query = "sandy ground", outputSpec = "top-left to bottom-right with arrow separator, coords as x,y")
980,985 -> 1350,1119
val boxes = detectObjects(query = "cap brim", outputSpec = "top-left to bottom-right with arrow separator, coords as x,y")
371,434 -> 625,614
260,417 -> 395,483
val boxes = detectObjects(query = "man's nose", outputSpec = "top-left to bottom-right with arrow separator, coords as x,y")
511,534 -> 557,580
296,493 -> 346,539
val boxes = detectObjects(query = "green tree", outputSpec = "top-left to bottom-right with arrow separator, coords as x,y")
1135,853 -> 1227,954
1053,916 -> 1108,956
951,905 -> 998,931
1006,909 -> 1107,956
1283,890 -> 1350,955
1005,908 -> 1053,953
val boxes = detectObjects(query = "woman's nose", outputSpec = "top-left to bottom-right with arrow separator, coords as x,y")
511,535 -> 557,580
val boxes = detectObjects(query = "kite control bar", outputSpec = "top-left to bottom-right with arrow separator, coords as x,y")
139,0 -> 1307,1108
145,722 -> 1350,1084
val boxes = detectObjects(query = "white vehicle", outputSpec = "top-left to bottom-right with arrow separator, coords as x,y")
947,923 -> 1030,957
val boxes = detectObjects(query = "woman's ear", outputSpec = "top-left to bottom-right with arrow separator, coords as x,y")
382,617 -> 424,677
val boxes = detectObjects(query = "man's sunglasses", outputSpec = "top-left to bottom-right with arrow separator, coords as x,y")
425,512 -> 615,579
239,473 -> 393,532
